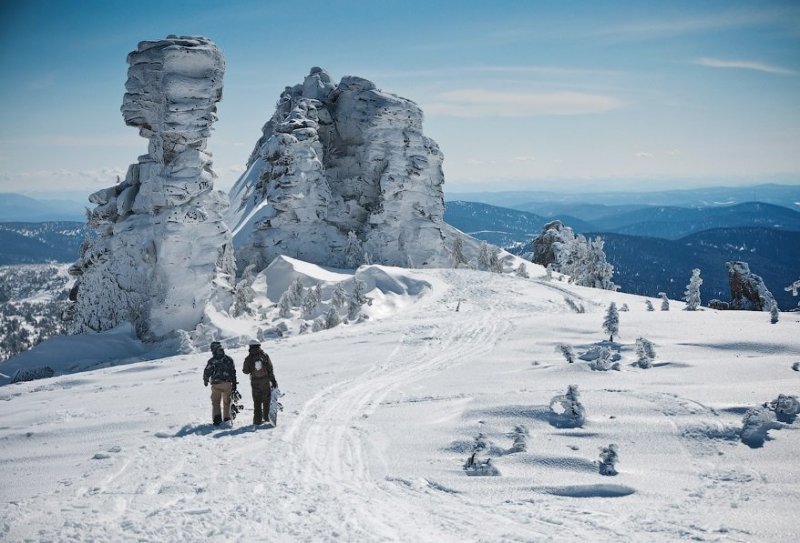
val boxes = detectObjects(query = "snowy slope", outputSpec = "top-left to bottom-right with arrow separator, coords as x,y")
1,267 -> 799,541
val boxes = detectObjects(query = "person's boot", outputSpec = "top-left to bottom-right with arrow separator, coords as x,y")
213,414 -> 222,426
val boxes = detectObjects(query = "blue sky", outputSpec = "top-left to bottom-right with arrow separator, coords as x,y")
1,0 -> 798,197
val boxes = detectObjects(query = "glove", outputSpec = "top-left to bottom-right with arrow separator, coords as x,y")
204,380 -> 209,387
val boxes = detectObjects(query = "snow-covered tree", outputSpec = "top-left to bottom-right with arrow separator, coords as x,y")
331,282 -> 348,310
344,231 -> 364,269
451,237 -> 468,268
770,303 -> 779,324
645,300 -> 655,311
549,384 -> 585,427
311,315 -> 325,332
323,306 -> 341,329
683,268 -> 702,310
278,291 -> 292,318
659,292 -> 669,311
635,337 -> 656,369
348,279 -> 369,320
619,303 -> 629,312
603,302 -> 619,341
231,264 -> 257,317
288,277 -> 304,306
598,444 -> 619,476
477,242 -> 492,271
556,344 -> 576,364
545,264 -> 554,281
302,285 -> 322,315
515,263 -> 529,278
489,246 -> 503,273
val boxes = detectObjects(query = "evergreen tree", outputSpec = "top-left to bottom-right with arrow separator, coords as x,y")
231,264 -> 257,317
451,237 -> 468,268
288,277 -> 304,306
331,283 -> 348,310
645,300 -> 655,311
602,302 -> 619,342
549,384 -> 585,427
515,263 -> 529,278
770,303 -> 780,324
324,306 -> 341,329
278,291 -> 292,318
302,285 -> 322,316
598,444 -> 619,476
635,337 -> 656,369
348,280 -> 369,320
683,268 -> 702,310
477,242 -> 491,271
344,231 -> 364,268
556,344 -> 576,363
659,292 -> 669,311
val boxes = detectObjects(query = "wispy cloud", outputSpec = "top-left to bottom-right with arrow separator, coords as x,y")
693,57 -> 797,75
636,152 -> 654,159
425,89 -> 624,117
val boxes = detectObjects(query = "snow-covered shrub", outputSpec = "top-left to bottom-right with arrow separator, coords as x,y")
515,263 -> 529,278
556,343 -> 576,364
635,337 -> 656,369
785,278 -> 800,309
463,453 -> 501,476
545,264 -> 554,281
770,304 -> 779,324
489,246 -> 503,273
793,362 -> 800,372
741,407 -> 781,448
603,302 -> 619,341
683,268 -> 702,310
549,384 -> 586,428
589,347 -> 620,371
619,303 -> 629,312
311,316 -> 325,333
598,444 -> 619,476
767,394 -> 800,423
659,292 -> 669,311
645,300 -> 654,311
508,425 -> 528,453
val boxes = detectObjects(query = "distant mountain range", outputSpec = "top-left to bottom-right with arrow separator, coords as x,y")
447,183 -> 800,211
0,193 -> 87,222
0,222 -> 87,265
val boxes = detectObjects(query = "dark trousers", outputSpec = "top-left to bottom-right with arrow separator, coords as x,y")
251,378 -> 272,424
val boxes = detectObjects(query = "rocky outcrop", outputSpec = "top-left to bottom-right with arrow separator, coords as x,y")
531,220 -> 570,267
227,68 -> 451,270
726,261 -> 776,311
67,36 -> 234,339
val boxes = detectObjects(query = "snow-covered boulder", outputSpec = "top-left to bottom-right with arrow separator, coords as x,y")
726,261 -> 776,311
66,36 -> 235,340
227,68 -> 464,271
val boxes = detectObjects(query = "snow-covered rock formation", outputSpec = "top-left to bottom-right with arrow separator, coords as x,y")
227,68 -> 456,270
726,261 -> 776,311
66,36 -> 234,340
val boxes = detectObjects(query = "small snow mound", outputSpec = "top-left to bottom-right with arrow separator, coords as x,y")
260,255 -> 352,303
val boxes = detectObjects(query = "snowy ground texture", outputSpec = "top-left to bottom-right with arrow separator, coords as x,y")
1,266 -> 799,541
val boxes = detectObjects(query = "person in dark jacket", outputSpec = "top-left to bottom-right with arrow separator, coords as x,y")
203,341 -> 237,426
242,342 -> 278,425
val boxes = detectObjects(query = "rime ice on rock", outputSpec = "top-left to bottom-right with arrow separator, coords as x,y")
726,261 -> 776,311
67,36 -> 234,339
227,68 -> 462,270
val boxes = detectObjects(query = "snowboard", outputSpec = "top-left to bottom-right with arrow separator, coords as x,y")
268,387 -> 283,427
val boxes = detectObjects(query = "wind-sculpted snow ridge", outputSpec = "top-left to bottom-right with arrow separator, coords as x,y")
66,36 -> 235,340
228,67 -> 474,271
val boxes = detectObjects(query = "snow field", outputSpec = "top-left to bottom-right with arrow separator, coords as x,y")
1,267 -> 799,541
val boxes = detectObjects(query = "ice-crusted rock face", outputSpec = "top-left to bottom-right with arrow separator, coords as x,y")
67,36 -> 234,340
227,68 -> 451,270
726,261 -> 776,311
